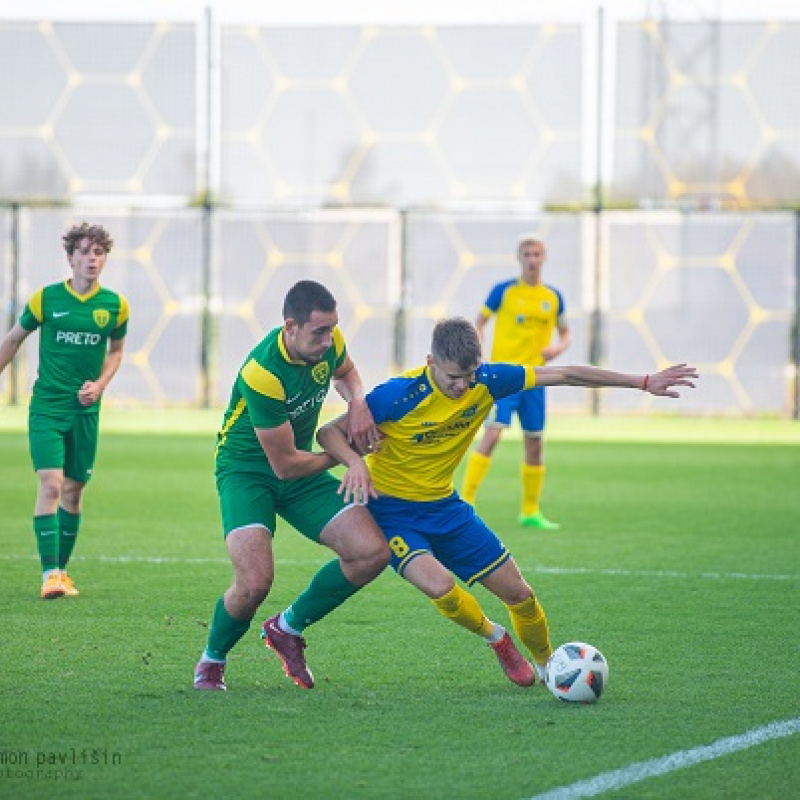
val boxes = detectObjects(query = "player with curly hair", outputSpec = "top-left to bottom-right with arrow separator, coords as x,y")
0,222 -> 129,599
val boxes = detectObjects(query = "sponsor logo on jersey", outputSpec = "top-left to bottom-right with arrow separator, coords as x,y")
411,418 -> 472,443
56,331 -> 101,346
93,309 -> 111,328
288,388 -> 328,419
311,362 -> 330,385
53,311 -> 70,318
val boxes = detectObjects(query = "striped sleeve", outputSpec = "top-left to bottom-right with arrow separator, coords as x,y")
482,280 -> 513,316
241,359 -> 285,401
332,326 -> 347,369
110,294 -> 130,339
240,360 -> 289,429
19,289 -> 44,330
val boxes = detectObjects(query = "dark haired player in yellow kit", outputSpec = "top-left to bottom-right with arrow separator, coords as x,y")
0,222 -> 129,599
462,234 -> 571,530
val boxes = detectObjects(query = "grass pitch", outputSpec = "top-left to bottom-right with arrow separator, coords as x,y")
1,414 -> 798,799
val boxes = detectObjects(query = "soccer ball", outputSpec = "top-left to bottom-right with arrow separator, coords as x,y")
545,642 -> 608,704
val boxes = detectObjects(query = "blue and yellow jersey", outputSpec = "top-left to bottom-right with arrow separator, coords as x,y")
480,279 -> 565,366
365,362 -> 536,501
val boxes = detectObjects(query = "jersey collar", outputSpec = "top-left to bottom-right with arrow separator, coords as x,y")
64,280 -> 101,302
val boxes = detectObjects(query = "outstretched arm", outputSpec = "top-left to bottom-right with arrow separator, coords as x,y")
533,363 -> 698,398
316,415 -> 378,505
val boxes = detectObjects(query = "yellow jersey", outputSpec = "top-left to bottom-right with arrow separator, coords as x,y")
366,362 -> 536,502
480,279 -> 565,366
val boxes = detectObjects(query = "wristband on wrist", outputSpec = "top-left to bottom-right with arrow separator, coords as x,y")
642,374 -> 650,391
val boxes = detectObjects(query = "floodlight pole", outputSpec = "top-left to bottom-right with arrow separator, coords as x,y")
589,6 -> 606,416
394,209 -> 410,373
199,5 -> 217,410
6,203 -> 20,406
794,210 -> 800,420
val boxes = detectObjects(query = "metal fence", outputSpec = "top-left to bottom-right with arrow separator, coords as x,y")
1,205 -> 797,416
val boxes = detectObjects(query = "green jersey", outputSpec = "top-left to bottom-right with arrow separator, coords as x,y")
215,325 -> 347,479
19,281 -> 129,415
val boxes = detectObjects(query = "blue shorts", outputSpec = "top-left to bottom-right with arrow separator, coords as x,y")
367,492 -> 509,586
488,386 -> 545,434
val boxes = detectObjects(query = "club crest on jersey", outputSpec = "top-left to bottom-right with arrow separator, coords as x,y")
311,362 -> 330,384
93,309 -> 110,328
541,301 -> 551,312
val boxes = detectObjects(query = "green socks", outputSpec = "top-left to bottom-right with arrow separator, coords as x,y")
58,507 -> 81,569
35,509 -> 83,573
204,562 -> 360,659
34,514 -> 59,573
205,597 -> 252,662
284,560 -> 359,633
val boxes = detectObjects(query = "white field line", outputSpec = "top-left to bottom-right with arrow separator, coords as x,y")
522,566 -> 799,581
526,717 -> 800,800
0,553 -> 797,581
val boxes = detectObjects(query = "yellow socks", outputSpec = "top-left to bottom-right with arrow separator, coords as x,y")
431,584 -> 494,637
520,464 -> 545,516
506,595 -> 552,666
461,452 -> 491,505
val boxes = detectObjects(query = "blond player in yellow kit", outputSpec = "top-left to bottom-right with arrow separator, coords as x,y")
461,234 -> 570,529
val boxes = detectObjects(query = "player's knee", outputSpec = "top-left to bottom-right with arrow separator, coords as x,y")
352,535 -> 390,579
236,574 -> 272,611
506,585 -> 534,606
38,476 -> 63,504
60,482 -> 84,509
427,575 -> 457,599
362,538 -> 390,575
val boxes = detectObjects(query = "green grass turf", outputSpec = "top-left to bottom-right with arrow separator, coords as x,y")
1,423 -> 799,799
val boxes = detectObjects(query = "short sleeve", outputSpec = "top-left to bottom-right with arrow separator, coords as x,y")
477,362 -> 528,401
19,289 -> 44,331
111,294 -> 130,339
333,326 -> 347,370
240,359 -> 288,429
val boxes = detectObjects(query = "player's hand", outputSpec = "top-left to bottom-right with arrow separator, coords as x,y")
644,364 -> 698,397
77,380 -> 102,406
346,400 -> 382,455
337,460 -> 378,505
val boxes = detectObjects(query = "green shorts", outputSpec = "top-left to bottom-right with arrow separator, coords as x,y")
216,468 -> 350,542
28,410 -> 100,483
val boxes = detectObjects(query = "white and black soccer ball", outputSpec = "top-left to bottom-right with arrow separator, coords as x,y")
545,642 -> 609,704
